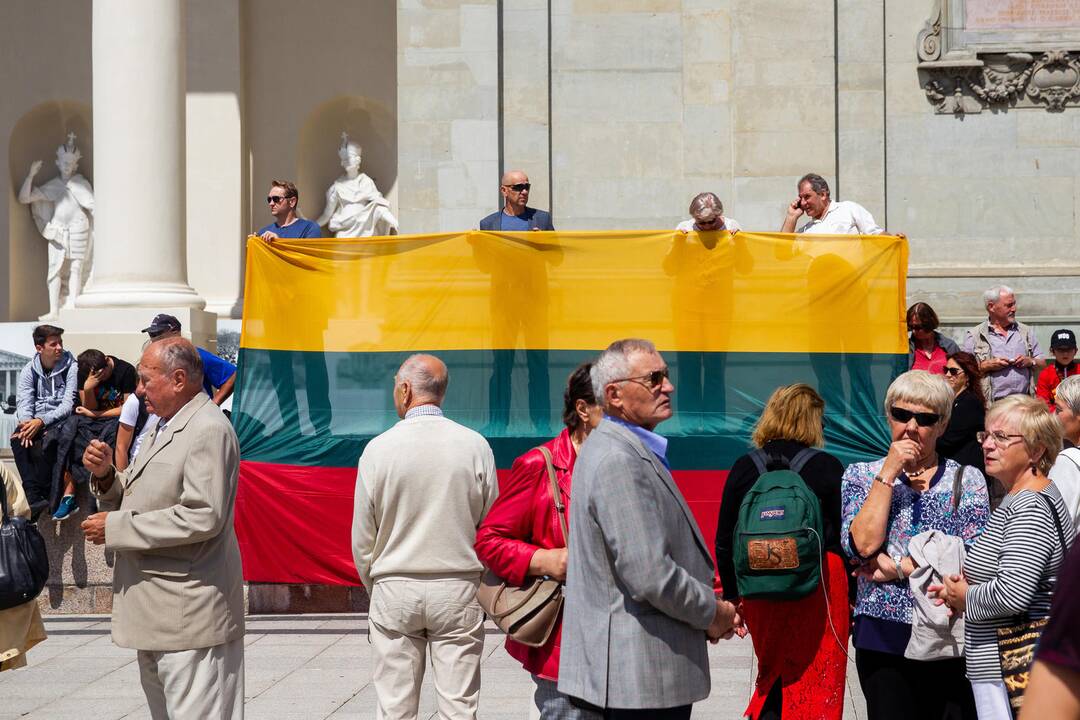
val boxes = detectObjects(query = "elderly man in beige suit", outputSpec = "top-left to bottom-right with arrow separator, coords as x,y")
82,338 -> 245,719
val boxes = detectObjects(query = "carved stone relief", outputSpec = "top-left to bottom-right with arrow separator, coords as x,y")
917,0 -> 1080,114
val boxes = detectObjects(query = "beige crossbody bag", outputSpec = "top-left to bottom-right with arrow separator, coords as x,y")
476,446 -> 568,647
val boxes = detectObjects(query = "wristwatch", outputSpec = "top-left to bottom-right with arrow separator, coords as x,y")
892,553 -> 906,582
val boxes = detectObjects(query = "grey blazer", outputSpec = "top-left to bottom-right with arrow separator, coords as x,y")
478,207 -> 554,231
557,419 -> 716,709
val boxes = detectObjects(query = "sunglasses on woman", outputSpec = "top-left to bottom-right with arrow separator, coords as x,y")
944,366 -> 963,376
889,406 -> 941,427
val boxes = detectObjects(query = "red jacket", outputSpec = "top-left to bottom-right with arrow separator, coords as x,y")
1037,362 -> 1080,410
474,429 -> 575,681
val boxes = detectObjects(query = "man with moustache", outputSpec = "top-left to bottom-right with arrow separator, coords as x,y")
781,172 -> 885,235
963,285 -> 1045,402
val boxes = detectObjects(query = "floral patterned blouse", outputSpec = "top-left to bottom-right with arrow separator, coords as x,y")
841,457 -> 990,653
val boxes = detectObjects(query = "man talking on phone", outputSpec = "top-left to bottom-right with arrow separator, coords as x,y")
780,172 -> 885,235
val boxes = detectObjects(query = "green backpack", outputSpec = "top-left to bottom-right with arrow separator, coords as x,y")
733,448 -> 824,600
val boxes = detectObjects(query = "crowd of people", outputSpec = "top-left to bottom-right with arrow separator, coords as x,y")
2,169 -> 1079,720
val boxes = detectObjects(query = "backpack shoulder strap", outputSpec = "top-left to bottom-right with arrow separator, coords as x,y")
749,449 -> 770,477
788,447 -> 821,474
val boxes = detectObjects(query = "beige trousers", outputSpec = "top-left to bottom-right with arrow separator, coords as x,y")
137,636 -> 245,720
369,576 -> 485,720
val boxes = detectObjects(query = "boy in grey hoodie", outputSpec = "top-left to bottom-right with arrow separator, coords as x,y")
12,324 -> 77,521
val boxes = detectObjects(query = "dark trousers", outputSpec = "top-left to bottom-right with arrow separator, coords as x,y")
855,649 -> 976,720
603,707 -> 692,720
11,428 -> 59,515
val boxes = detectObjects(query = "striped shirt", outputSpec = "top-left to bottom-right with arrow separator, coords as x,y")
963,483 -> 1072,682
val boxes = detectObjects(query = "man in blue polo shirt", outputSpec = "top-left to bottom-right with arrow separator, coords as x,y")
142,315 -> 237,407
258,179 -> 321,242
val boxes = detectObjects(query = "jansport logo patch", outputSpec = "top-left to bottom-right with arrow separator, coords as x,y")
760,506 -> 786,521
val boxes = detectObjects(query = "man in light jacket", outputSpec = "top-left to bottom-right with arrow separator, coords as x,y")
352,354 -> 498,719
82,338 -> 245,719
12,324 -> 78,521
558,338 -> 739,718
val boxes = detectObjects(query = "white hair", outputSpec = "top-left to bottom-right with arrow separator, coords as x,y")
590,338 -> 657,406
983,285 -> 1014,306
1057,375 -> 1080,415
396,353 -> 448,402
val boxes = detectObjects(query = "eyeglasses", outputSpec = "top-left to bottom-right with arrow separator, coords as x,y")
944,366 -> 963,376
908,324 -> 927,332
502,183 -> 531,192
889,406 -> 941,427
612,368 -> 670,391
977,430 -> 1025,448
695,217 -> 722,228
267,195 -> 293,205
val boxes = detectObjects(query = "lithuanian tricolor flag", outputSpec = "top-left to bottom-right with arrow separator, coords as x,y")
233,231 -> 908,585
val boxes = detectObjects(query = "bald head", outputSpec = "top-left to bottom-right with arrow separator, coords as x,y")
138,337 -> 205,419
394,353 -> 449,417
499,170 -> 531,215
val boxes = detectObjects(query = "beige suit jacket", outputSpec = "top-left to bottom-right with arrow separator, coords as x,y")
91,393 -> 244,652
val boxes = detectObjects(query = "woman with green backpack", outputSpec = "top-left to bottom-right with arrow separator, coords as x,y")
715,383 -> 850,719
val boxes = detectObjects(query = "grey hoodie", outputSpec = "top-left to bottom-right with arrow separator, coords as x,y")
16,350 -> 78,427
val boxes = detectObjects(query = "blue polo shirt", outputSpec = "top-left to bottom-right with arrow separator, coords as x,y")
197,347 -> 236,397
257,218 -> 322,239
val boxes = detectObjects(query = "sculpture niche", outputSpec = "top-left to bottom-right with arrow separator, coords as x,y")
18,133 -> 95,320
315,132 -> 398,238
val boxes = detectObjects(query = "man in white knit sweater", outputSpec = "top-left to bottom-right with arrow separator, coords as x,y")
352,354 -> 498,720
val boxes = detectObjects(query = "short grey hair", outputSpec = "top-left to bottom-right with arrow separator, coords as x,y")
798,173 -> 830,196
982,285 -> 1014,306
688,192 -> 723,219
590,338 -> 657,406
1056,375 -> 1080,414
155,337 -> 204,386
884,370 -> 953,427
396,353 -> 449,402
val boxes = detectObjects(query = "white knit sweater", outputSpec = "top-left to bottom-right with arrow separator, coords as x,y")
351,415 -> 498,588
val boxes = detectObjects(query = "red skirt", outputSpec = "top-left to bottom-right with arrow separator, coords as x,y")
741,551 -> 851,720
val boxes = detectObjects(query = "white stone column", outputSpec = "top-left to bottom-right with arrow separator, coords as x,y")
78,0 -> 204,309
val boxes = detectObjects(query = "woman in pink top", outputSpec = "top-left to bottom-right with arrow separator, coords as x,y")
908,302 -> 959,375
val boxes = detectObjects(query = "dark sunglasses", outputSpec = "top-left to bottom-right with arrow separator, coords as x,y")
613,368 -> 669,390
890,406 -> 941,427
503,183 -> 531,192
267,195 -> 293,204
907,324 -> 927,332
944,366 -> 963,376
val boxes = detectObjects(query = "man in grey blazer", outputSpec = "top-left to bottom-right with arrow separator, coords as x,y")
82,338 -> 245,719
558,338 -> 740,718
478,170 -> 554,231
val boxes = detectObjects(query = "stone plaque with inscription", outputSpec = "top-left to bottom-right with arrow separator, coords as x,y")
918,0 -> 1080,113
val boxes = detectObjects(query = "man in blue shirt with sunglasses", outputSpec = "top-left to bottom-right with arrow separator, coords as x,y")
479,170 -> 554,231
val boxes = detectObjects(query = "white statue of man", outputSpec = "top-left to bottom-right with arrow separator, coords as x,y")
18,132 -> 94,320
315,132 -> 398,238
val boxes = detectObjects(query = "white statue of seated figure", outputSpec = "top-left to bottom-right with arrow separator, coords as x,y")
315,132 -> 398,238
18,133 -> 95,320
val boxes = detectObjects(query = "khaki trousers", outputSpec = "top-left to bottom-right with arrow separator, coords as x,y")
369,576 -> 485,720
137,636 -> 245,720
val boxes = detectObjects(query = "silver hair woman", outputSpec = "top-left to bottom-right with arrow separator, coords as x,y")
1048,375 -> 1080,534
675,192 -> 742,233
934,395 -> 1072,719
840,370 -> 990,718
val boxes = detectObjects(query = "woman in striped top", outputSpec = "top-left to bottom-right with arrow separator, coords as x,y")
933,395 -> 1073,720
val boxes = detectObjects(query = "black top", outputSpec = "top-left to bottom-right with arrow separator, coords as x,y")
714,439 -> 845,601
81,356 -> 137,412
936,388 -> 985,472
1038,538 -> 1080,674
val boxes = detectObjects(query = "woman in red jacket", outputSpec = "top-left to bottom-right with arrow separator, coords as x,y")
474,362 -> 602,719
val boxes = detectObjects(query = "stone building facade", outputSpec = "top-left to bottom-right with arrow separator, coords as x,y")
1,0 -> 1078,338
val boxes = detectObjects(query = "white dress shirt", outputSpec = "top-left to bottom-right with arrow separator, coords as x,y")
797,200 -> 884,235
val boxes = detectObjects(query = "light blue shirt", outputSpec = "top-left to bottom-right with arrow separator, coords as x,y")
605,415 -> 670,468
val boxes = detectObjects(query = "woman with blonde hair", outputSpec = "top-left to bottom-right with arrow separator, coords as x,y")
715,383 -> 849,719
933,395 -> 1073,719
842,370 -> 989,719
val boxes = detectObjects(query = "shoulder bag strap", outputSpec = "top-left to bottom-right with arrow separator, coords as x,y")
0,473 -> 10,524
952,464 -> 968,511
1035,492 -> 1070,566
536,446 -> 569,548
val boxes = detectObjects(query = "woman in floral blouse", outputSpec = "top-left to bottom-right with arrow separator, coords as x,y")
841,370 -> 990,720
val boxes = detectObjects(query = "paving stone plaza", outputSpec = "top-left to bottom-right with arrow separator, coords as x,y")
0,615 -> 868,719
